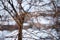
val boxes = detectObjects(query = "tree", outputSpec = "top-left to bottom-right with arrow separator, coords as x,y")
0,0 -> 59,40
0,0 -> 26,40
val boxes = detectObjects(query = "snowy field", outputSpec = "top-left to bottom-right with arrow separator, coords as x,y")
0,28 -> 59,40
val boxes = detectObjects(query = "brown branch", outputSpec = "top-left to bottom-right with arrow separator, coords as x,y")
8,0 -> 18,17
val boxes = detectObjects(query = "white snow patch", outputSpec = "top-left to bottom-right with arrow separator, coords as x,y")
0,28 -> 59,40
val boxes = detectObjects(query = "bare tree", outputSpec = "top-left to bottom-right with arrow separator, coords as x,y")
0,0 -> 60,40
0,0 -> 26,40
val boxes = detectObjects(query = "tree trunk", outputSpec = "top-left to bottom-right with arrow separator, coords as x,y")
18,25 -> 22,40
18,13 -> 26,40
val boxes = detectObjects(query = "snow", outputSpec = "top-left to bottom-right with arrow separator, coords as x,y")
37,16 -> 50,24
24,28 -> 59,39
31,16 -> 56,26
23,23 -> 30,26
0,30 -> 11,40
5,30 -> 18,37
5,38 -> 18,40
0,28 -> 59,40
0,0 -> 59,40
0,31 -> 2,38
23,28 -> 59,40
2,30 -> 11,37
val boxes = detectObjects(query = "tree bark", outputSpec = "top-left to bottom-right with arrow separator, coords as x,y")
18,25 -> 22,40
17,13 -> 26,40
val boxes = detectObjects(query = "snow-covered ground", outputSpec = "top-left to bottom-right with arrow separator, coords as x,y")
0,28 -> 59,40
30,16 -> 56,27
0,30 -> 18,40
